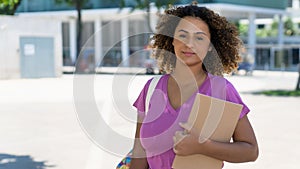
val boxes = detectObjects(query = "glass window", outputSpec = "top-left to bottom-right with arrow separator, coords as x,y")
288,0 -> 293,7
292,48 -> 300,64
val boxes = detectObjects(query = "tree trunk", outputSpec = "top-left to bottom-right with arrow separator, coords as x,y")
75,0 -> 86,73
76,0 -> 82,59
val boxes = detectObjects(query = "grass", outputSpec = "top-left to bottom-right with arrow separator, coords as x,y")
254,90 -> 300,97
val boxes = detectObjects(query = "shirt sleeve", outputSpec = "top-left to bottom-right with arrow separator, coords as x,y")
133,78 -> 152,116
226,82 -> 250,119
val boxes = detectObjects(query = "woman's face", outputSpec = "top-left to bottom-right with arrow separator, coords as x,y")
172,16 -> 211,67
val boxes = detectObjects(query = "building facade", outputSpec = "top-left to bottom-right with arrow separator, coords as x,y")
15,0 -> 300,72
0,15 -> 62,79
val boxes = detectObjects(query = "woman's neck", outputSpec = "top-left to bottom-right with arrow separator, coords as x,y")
172,62 -> 207,85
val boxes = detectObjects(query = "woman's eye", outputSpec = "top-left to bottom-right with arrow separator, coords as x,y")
178,34 -> 186,38
196,37 -> 203,41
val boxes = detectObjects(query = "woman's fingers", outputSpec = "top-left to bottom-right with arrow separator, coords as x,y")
179,122 -> 192,133
173,131 -> 186,145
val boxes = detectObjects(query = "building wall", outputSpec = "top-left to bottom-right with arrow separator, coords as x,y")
16,0 -> 288,12
0,16 -> 63,79
16,0 -> 135,12
14,0 -> 298,71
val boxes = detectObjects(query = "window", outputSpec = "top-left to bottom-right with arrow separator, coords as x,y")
288,0 -> 293,7
257,24 -> 265,29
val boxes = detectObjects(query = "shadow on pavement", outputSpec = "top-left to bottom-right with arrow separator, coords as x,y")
0,154 -> 55,169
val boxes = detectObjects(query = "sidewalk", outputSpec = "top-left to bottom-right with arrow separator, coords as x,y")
0,71 -> 299,169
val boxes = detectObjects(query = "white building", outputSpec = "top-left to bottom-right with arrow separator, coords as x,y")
0,15 -> 63,79
11,0 -> 299,75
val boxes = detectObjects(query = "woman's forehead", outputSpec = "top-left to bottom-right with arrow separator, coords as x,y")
175,16 -> 210,35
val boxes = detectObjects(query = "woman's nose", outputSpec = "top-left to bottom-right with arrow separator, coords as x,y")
185,38 -> 194,48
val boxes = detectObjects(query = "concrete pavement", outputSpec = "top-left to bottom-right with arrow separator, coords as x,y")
0,70 -> 299,169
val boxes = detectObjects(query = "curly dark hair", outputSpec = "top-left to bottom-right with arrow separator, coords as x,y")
151,4 -> 242,76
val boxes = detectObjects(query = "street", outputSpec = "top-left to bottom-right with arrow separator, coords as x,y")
0,70 -> 299,169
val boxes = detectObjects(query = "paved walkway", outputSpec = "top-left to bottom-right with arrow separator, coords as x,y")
0,70 -> 299,169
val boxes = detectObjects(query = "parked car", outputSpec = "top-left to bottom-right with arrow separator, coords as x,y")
237,62 -> 254,75
144,58 -> 158,74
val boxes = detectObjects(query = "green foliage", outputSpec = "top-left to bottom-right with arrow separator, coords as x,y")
256,29 -> 268,37
284,18 -> 295,36
255,90 -> 300,97
238,23 -> 248,37
268,28 -> 278,37
0,0 -> 21,15
252,17 -> 297,37
271,20 -> 278,30
269,17 -> 297,36
154,0 -> 177,9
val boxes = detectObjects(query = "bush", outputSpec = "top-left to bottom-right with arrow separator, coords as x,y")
254,90 -> 300,97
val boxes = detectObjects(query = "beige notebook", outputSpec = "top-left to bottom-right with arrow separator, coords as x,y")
172,93 -> 243,169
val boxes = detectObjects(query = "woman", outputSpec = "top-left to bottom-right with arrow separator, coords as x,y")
130,4 -> 258,169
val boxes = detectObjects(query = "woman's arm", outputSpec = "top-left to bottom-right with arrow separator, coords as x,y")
129,115 -> 149,169
174,115 -> 259,163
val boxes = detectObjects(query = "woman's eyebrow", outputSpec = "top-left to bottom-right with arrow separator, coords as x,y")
178,29 -> 188,33
178,29 -> 207,35
195,31 -> 207,35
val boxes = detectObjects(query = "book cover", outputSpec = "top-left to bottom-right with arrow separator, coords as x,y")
172,93 -> 243,169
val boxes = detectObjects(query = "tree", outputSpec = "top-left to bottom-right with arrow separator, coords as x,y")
0,0 -> 22,15
55,0 -> 88,61
284,17 -> 295,36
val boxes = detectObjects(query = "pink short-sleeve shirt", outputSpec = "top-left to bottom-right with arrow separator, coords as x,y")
133,74 -> 250,169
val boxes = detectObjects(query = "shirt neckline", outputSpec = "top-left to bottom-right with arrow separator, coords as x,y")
163,73 -> 209,114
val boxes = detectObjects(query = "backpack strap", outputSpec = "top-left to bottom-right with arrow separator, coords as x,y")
145,75 -> 162,115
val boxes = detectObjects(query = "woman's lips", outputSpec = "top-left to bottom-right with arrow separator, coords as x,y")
182,51 -> 195,57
